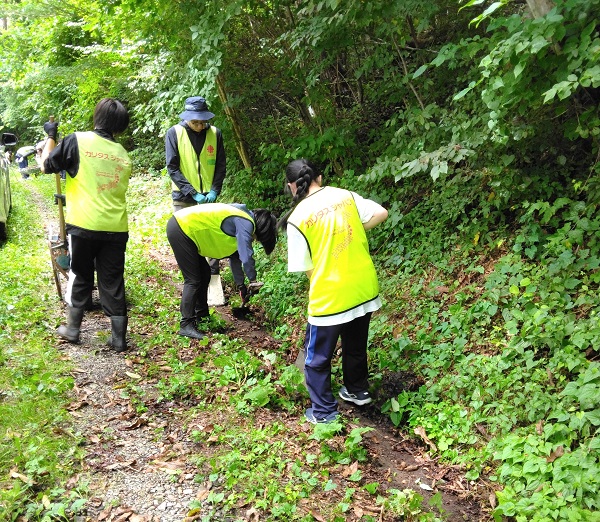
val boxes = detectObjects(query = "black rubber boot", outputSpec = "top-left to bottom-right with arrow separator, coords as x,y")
56,307 -> 85,343
109,316 -> 128,353
179,324 -> 206,340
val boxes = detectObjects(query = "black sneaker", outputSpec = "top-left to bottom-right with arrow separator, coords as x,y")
339,386 -> 372,406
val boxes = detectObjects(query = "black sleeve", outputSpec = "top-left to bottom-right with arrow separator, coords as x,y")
211,127 -> 226,194
166,125 -> 197,198
43,133 -> 80,176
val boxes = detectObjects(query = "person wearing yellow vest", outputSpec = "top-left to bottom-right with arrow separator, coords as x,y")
279,159 -> 388,424
166,203 -> 277,340
165,96 -> 226,277
41,98 -> 133,353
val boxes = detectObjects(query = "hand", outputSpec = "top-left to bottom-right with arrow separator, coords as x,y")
193,192 -> 207,204
248,281 -> 264,295
43,121 -> 58,140
238,284 -> 249,305
205,190 -> 218,203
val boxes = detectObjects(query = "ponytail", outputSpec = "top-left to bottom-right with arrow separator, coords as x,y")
278,158 -> 321,232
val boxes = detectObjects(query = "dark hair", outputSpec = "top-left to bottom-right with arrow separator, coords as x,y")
285,158 -> 321,203
278,158 -> 321,231
253,209 -> 278,255
93,98 -> 130,135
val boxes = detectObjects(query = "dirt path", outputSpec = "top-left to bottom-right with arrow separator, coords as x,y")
29,178 -> 489,521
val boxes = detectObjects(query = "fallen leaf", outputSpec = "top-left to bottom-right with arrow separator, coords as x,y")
10,470 -> 32,484
118,417 -> 148,431
342,461 -> 359,478
308,511 -> 326,522
489,492 -> 497,508
536,420 -> 544,435
196,485 -> 211,501
104,459 -> 136,470
546,445 -> 564,463
65,474 -> 80,489
151,460 -> 186,470
130,515 -> 151,522
125,371 -> 142,380
419,482 -> 434,491
414,426 -> 437,453
245,507 -> 260,521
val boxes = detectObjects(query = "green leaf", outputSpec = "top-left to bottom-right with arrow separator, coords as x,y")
453,81 -> 476,101
324,479 -> 338,491
348,470 -> 363,482
514,62 -> 525,79
364,482 -> 379,494
413,65 -> 428,79
584,409 -> 600,426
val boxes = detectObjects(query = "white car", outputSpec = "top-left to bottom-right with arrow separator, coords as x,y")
0,133 -> 19,241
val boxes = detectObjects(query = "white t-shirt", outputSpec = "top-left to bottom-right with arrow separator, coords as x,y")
287,190 -> 383,326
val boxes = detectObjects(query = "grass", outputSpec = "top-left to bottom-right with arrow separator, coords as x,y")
0,170 -> 85,520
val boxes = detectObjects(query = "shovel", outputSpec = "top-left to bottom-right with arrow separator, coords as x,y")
47,115 -> 70,299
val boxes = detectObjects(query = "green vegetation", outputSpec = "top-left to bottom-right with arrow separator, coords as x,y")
1,0 -> 600,520
0,173 -> 86,519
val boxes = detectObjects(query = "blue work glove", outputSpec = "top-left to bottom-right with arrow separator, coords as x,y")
192,192 -> 207,204
205,190 -> 218,203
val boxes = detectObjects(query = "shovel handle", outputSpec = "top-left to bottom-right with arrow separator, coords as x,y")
48,114 -> 65,241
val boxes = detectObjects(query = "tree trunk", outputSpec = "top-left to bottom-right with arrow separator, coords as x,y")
215,73 -> 252,170
526,0 -> 554,18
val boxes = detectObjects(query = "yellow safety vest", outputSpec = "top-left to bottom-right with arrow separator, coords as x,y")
288,186 -> 379,317
172,125 -> 217,194
175,203 -> 254,259
65,132 -> 131,232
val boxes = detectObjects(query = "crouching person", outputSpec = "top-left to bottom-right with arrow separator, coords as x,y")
41,98 -> 132,352
166,203 -> 277,339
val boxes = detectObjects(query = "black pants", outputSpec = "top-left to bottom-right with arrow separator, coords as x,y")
166,216 -> 211,327
304,313 -> 372,417
66,234 -> 127,316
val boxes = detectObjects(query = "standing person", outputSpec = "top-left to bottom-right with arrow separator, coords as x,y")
280,159 -> 388,424
165,96 -> 226,278
166,203 -> 277,340
15,145 -> 36,179
41,98 -> 133,352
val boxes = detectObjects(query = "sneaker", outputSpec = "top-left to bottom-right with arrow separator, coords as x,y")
339,386 -> 372,406
305,408 -> 339,424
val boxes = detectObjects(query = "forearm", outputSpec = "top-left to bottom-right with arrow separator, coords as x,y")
40,138 -> 56,173
363,205 -> 388,230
